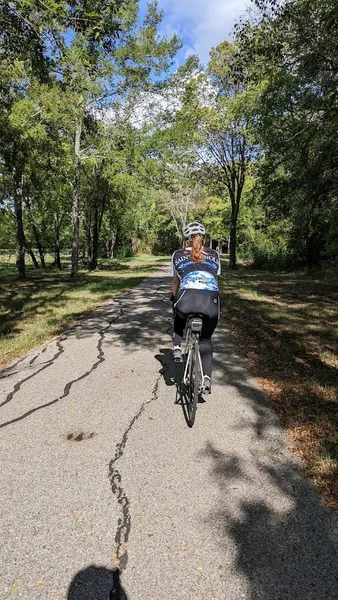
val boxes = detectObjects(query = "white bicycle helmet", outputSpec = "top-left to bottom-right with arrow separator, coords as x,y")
183,222 -> 206,240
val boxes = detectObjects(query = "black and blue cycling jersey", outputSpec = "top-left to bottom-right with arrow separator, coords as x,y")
170,248 -> 221,292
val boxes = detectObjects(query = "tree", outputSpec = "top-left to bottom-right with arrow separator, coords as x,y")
157,184 -> 203,242
58,1 -> 180,277
0,1 -> 181,278
171,42 -> 257,268
235,0 -> 338,266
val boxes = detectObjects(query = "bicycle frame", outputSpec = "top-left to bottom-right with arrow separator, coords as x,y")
183,326 -> 204,387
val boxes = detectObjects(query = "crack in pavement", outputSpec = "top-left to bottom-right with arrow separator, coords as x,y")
0,286 -> 136,417
0,286 -> 133,387
0,370 -> 20,380
0,339 -> 66,409
0,353 -> 30,378
0,308 -> 124,430
29,345 -> 47,366
108,377 -> 160,573
0,276 -> 160,427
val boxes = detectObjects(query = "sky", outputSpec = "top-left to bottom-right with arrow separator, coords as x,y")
140,0 -> 250,67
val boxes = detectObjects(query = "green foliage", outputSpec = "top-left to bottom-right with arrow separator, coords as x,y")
235,0 -> 338,268
247,227 -> 292,270
1,0 -> 337,278
0,207 -> 16,249
0,0 -> 182,276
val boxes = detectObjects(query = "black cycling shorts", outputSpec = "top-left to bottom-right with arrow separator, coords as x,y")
173,289 -> 220,320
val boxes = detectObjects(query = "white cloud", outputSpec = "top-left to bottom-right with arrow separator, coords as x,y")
157,0 -> 249,66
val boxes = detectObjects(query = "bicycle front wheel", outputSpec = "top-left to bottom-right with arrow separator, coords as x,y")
187,338 -> 200,427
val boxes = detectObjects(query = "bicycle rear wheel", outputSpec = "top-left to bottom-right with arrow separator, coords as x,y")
187,337 -> 200,427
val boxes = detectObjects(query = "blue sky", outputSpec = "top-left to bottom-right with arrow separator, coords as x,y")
140,0 -> 249,67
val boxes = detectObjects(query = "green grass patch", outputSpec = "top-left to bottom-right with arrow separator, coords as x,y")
219,263 -> 338,510
0,255 -> 168,365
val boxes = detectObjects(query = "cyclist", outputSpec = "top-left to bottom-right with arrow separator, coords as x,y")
170,222 -> 221,394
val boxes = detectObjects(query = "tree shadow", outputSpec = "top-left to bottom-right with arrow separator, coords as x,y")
221,268 -> 338,502
0,269 -> 159,342
67,566 -> 128,600
62,275 -> 173,349
202,438 -> 338,599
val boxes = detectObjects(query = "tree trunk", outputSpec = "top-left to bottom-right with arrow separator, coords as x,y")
13,169 -> 26,279
106,227 -> 117,258
86,209 -> 92,269
55,244 -> 61,270
90,205 -> 99,270
229,195 -> 239,270
55,226 -> 61,270
26,241 -> 40,270
26,198 -> 46,268
32,223 -> 46,268
306,232 -> 321,268
71,116 -> 82,278
229,220 -> 237,270
229,184 -> 243,270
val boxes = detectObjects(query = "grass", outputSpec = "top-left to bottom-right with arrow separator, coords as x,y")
0,254 -> 168,366
219,263 -> 338,511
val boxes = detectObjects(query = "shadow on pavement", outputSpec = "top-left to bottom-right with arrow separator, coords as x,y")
5,269 -> 338,598
202,440 -> 338,599
67,566 -> 128,600
64,275 -> 173,350
155,304 -> 338,597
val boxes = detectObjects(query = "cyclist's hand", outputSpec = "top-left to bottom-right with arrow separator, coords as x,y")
170,293 -> 175,303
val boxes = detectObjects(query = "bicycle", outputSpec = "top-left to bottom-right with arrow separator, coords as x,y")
182,314 -> 205,427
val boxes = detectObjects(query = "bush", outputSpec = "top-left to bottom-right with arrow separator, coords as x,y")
318,256 -> 338,279
243,229 -> 294,270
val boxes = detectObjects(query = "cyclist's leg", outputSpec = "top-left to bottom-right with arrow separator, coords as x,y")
200,292 -> 220,384
199,316 -> 218,378
173,291 -> 194,362
173,289 -> 194,349
173,313 -> 186,348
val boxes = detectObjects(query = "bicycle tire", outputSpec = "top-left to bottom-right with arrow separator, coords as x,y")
187,336 -> 199,427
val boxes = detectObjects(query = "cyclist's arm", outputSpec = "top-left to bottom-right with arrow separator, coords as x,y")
170,252 -> 180,296
172,276 -> 179,296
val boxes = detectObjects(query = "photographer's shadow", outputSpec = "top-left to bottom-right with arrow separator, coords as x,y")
67,566 -> 128,600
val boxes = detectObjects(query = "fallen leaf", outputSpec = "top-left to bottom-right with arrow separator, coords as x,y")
196,566 -> 204,572
182,545 -> 189,551
71,511 -> 84,523
112,552 -> 119,568
35,580 -> 44,585
11,588 -> 19,593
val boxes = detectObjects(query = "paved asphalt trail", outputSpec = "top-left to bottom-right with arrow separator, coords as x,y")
1,268 -> 338,600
